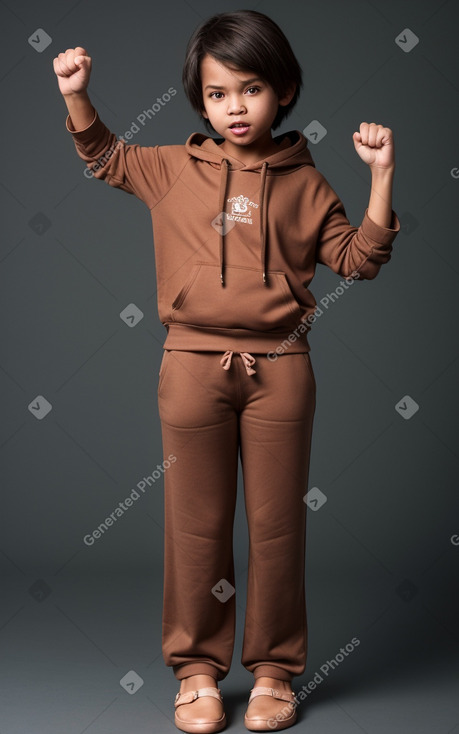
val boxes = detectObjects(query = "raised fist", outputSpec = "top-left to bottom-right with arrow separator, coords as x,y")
53,47 -> 92,95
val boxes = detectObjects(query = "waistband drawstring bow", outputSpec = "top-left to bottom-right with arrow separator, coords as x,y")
220,350 -> 256,376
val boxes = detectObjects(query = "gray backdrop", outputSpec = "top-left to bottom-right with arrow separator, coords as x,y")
1,0 -> 458,732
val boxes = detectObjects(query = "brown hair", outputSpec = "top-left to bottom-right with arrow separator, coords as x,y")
182,9 -> 303,134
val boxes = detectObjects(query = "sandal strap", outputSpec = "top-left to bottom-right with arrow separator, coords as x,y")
174,686 -> 223,708
248,686 -> 296,704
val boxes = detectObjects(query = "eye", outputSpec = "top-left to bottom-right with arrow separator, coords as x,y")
245,86 -> 260,95
209,91 -> 224,99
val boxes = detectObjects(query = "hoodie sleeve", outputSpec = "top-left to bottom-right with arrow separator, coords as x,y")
315,186 -> 401,280
65,107 -> 179,210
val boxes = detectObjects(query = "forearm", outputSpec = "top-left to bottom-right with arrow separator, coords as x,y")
63,90 -> 95,131
367,167 -> 395,228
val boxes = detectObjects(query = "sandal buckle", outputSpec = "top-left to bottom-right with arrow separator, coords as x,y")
175,689 -> 199,704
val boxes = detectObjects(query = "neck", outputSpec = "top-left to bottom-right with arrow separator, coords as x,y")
219,129 -> 281,165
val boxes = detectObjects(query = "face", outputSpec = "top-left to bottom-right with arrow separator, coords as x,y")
200,54 -> 295,152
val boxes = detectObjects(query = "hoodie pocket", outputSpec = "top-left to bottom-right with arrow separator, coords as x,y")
170,262 -> 303,332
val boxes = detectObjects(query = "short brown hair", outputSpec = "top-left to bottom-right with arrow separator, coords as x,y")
182,10 -> 303,134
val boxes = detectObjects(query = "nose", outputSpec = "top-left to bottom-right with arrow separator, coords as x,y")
227,94 -> 246,115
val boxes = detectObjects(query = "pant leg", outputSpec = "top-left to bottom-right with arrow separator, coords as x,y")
239,352 -> 316,682
157,350 -> 239,682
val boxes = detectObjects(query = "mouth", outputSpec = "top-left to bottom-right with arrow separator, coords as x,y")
229,122 -> 251,135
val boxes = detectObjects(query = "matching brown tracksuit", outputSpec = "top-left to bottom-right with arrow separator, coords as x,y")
65,107 -> 401,682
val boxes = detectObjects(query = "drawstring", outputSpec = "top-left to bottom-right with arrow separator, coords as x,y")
218,159 -> 230,286
220,350 -> 256,376
259,162 -> 269,284
217,159 -> 269,286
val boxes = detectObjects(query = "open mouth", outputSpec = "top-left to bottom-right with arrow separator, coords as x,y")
229,123 -> 250,135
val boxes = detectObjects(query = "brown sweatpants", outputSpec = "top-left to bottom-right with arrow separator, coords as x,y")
158,349 -> 316,683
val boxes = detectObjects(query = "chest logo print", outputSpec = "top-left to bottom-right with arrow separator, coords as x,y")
227,194 -> 259,224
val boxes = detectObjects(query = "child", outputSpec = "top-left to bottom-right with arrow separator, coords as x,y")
53,9 -> 400,732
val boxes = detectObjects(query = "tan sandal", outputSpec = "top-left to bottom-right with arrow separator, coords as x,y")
244,686 -> 297,731
174,686 -> 226,733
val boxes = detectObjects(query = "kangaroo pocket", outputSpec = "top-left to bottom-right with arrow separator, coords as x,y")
170,262 -> 303,332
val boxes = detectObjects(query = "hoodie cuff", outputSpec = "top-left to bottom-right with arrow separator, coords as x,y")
65,108 -> 103,138
361,207 -> 401,248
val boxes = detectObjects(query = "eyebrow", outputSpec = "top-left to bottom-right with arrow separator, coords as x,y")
204,77 -> 263,90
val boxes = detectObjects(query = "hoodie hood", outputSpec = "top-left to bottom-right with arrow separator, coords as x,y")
185,130 -> 316,285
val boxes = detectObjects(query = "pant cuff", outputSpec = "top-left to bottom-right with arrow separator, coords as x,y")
252,665 -> 293,681
173,662 -> 223,681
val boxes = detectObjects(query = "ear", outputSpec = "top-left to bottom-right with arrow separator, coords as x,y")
201,108 -> 209,120
278,82 -> 297,107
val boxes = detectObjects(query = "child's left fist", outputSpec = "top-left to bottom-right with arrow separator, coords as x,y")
353,122 -> 395,171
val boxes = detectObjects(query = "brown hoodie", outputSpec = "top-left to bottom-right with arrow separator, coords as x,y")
66,109 -> 401,353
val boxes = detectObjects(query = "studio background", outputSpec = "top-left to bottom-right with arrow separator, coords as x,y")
1,1 -> 458,732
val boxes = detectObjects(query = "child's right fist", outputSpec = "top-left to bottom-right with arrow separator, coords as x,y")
53,47 -> 92,96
